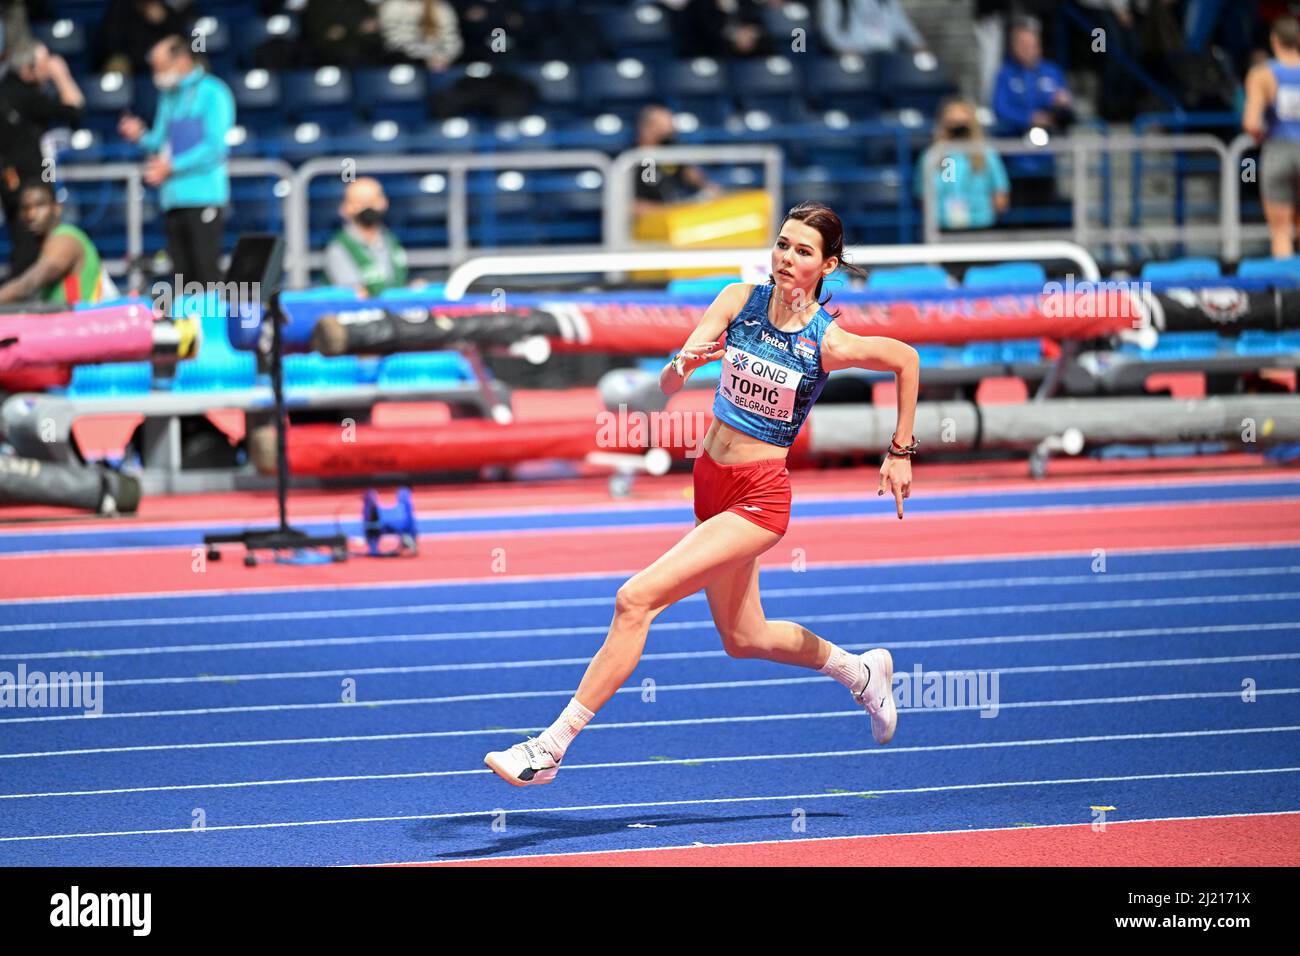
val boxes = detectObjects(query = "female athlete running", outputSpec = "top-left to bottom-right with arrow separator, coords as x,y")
485,200 -> 920,786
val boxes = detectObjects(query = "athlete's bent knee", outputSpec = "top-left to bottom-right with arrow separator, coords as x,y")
720,627 -> 767,659
614,580 -> 657,623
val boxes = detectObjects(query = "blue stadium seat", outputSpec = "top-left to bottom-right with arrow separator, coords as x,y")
866,265 -> 952,292
284,354 -> 364,389
661,57 -> 733,125
805,54 -> 881,117
876,51 -> 955,111
557,114 -> 634,151
67,362 -> 152,397
230,69 -> 283,133
354,65 -> 429,125
761,3 -> 822,53
1235,331 -> 1289,355
33,18 -> 89,71
173,352 -> 257,393
731,56 -> 805,115
281,67 -> 355,124
963,262 -> 1048,288
960,342 -> 1001,365
515,61 -> 582,112
784,166 -> 841,205
236,12 -> 302,67
1139,257 -> 1221,282
377,353 -> 472,388
1000,339 -> 1042,362
1121,331 -> 1221,358
581,59 -> 657,111
82,72 -> 134,122
599,4 -> 674,56
1237,256 -> 1300,286
409,117 -> 480,153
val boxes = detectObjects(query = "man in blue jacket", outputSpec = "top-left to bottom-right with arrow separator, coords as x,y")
991,17 -> 1074,218
118,34 -> 235,288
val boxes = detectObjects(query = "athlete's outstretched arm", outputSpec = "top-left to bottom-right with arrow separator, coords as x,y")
658,282 -> 746,396
821,324 -> 920,517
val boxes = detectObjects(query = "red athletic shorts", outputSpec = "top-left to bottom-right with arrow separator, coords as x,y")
692,446 -> 792,536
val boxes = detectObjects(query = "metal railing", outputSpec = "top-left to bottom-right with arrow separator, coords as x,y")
443,240 -> 1102,300
285,151 -> 613,289
55,158 -> 295,290
919,133 -> 1235,255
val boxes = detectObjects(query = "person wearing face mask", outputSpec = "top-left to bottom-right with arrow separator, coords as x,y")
118,35 -> 235,291
323,177 -> 410,297
914,98 -> 1010,232
631,104 -> 720,220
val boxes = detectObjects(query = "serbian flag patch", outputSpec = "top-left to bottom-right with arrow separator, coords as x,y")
795,335 -> 817,355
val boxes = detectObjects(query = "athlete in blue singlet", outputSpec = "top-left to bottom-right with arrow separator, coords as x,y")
1244,16 -> 1300,257
485,201 -> 921,788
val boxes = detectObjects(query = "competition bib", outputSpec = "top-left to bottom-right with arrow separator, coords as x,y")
718,346 -> 804,421
1278,86 -> 1300,120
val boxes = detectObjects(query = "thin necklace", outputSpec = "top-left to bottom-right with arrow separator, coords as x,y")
770,288 -> 816,328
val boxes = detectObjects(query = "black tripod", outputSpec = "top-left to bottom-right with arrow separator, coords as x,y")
203,236 -> 347,567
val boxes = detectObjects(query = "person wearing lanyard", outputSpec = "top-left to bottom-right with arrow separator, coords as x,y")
118,35 -> 236,291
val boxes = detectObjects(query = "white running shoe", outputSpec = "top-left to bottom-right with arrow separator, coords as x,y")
853,648 -> 898,745
484,737 -> 562,786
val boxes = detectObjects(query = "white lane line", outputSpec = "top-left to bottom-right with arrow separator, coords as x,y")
6,590 -> 1299,662
4,725 -> 1296,801
2,470 -> 1286,539
366,808 -> 1300,866
2,687 -> 1296,749
80,649 -> 1300,690
7,563 -> 1298,634
7,493 -> 1299,562
6,540 -> 1299,607
3,766 -> 1297,843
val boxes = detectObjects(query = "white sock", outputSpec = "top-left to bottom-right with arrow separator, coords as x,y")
820,643 -> 868,696
538,696 -> 595,759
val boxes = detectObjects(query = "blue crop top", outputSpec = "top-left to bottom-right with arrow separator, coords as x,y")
710,283 -> 834,447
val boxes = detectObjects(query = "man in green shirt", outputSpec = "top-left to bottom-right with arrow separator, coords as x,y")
0,181 -> 105,306
323,177 -> 409,297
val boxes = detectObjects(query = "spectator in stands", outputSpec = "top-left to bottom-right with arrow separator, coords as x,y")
117,35 -> 235,289
0,41 -> 84,278
302,0 -> 386,67
1072,0 -> 1143,121
379,0 -> 462,70
914,98 -> 1009,232
992,17 -> 1073,211
973,1 -> 1055,105
632,104 -> 719,219
0,182 -> 108,306
1244,15 -> 1300,258
816,0 -> 930,56
95,0 -> 197,75
324,177 -> 410,297
664,0 -> 777,60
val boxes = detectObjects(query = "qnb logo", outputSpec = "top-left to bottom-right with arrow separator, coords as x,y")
50,887 -> 152,937
730,352 -> 750,371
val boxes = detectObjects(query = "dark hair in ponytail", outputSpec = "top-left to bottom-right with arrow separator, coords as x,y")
768,200 -> 867,318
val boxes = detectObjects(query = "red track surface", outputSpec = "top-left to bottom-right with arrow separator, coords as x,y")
416,812 -> 1300,866
2,455 -> 1300,598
